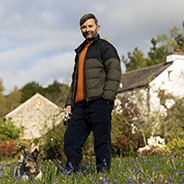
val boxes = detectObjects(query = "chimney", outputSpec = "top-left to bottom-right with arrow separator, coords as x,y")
166,51 -> 184,62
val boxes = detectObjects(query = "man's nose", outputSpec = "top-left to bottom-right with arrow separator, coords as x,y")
86,26 -> 90,32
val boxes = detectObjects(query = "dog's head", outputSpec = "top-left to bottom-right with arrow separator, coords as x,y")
23,149 -> 39,173
15,148 -> 42,180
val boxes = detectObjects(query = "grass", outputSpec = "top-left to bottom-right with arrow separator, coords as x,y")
1,154 -> 184,183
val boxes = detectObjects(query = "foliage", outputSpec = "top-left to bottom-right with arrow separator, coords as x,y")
0,78 -> 5,93
112,116 -> 145,156
20,80 -> 69,108
166,98 -> 184,140
0,139 -> 41,160
155,91 -> 184,142
6,86 -> 21,111
0,79 -> 21,117
43,80 -> 69,108
42,123 -> 66,161
0,79 -> 6,117
166,138 -> 184,155
1,155 -> 184,183
0,140 -> 17,159
111,94 -> 149,156
0,79 -> 69,118
42,122 -> 95,162
0,121 -> 36,160
123,22 -> 184,72
122,47 -> 149,72
20,81 -> 44,103
0,118 -> 20,141
148,29 -> 177,64
113,133 -> 144,156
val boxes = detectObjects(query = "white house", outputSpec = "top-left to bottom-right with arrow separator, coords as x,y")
117,52 -> 184,116
4,93 -> 63,139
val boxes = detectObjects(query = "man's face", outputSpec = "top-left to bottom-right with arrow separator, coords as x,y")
80,18 -> 100,41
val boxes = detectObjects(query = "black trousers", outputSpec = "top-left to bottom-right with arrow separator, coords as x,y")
64,98 -> 114,172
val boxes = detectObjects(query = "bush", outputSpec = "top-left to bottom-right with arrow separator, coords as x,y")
166,138 -> 184,155
0,118 -> 20,140
0,139 -> 37,160
0,140 -> 17,159
42,123 -> 66,161
111,94 -> 148,156
112,124 -> 145,156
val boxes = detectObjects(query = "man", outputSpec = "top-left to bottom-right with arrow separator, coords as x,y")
64,13 -> 121,172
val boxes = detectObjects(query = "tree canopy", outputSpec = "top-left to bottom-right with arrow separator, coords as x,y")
0,79 -> 69,117
123,22 -> 184,72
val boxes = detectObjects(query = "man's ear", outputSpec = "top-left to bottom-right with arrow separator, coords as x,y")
97,25 -> 100,32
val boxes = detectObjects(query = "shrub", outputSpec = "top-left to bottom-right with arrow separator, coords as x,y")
0,140 -> 17,159
42,123 -> 66,161
0,118 -> 20,140
112,127 -> 145,156
166,138 -> 184,155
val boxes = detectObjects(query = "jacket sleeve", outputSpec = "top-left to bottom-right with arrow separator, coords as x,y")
65,67 -> 76,108
65,82 -> 73,107
101,42 -> 121,100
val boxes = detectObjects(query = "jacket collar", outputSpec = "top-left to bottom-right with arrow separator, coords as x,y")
75,34 -> 100,54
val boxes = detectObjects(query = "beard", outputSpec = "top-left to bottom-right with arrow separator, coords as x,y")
83,31 -> 98,41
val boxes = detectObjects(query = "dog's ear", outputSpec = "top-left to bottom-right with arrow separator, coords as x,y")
32,148 -> 39,158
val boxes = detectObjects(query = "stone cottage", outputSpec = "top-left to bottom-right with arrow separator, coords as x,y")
4,93 -> 63,139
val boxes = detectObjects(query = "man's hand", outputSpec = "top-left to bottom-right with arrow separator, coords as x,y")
65,105 -> 72,114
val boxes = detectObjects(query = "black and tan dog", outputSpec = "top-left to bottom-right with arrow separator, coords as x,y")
14,148 -> 42,180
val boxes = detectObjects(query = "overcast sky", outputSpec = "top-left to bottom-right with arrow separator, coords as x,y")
0,0 -> 184,94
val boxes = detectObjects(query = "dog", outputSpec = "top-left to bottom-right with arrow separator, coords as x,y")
14,148 -> 42,180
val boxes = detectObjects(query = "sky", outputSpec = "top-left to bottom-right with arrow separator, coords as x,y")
0,0 -> 184,95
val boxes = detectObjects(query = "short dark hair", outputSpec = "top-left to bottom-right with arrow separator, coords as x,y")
79,13 -> 98,26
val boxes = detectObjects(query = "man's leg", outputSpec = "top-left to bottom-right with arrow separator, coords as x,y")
64,102 -> 91,171
88,99 -> 113,172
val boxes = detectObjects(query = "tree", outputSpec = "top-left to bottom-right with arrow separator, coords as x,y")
123,47 -> 148,72
20,81 -> 44,102
44,80 -> 69,108
0,79 -> 4,94
174,22 -> 184,51
0,79 -> 21,117
148,27 -> 179,64
0,79 -> 6,117
5,86 -> 21,113
123,21 -> 184,72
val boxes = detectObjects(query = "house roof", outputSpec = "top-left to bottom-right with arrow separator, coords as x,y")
5,92 -> 59,118
118,61 -> 173,93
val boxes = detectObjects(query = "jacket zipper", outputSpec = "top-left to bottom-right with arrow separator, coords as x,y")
84,49 -> 88,103
73,55 -> 79,104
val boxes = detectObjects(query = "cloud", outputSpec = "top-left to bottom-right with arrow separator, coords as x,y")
0,0 -> 184,94
2,51 -> 74,92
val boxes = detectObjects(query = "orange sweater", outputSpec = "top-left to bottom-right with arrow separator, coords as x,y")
75,42 -> 92,103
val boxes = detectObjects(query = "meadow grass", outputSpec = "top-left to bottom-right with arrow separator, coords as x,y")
1,154 -> 184,183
